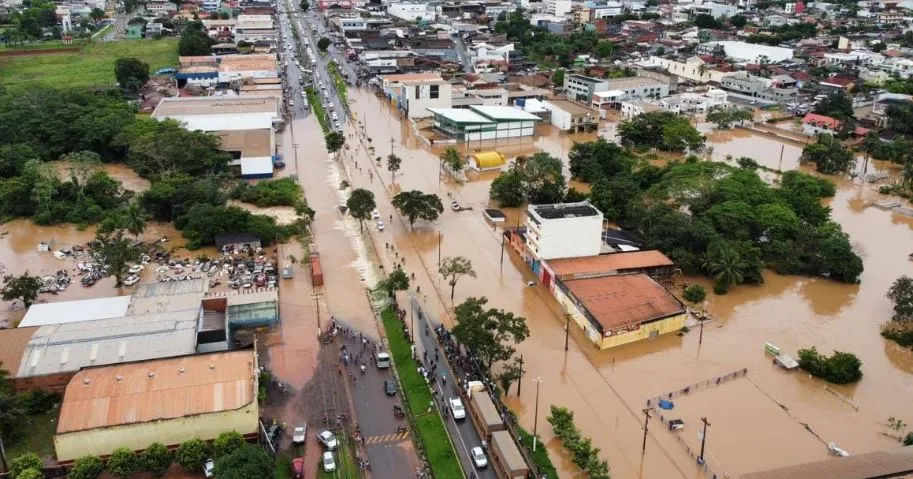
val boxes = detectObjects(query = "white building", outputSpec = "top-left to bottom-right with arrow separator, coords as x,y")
620,99 -> 661,119
546,0 -> 572,16
659,89 -> 728,114
696,41 -> 794,63
524,202 -> 604,261
686,2 -> 739,18
381,73 -> 453,119
541,99 -> 598,132
151,96 -> 281,132
640,56 -> 730,84
469,42 -> 514,65
591,2 -> 624,19
387,2 -> 435,21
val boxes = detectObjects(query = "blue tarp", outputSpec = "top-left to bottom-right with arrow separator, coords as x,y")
658,399 -> 674,410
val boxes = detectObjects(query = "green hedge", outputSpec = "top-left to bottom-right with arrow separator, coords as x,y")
381,307 -> 463,479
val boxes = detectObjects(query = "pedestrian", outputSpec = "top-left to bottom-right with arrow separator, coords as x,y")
442,375 -> 446,387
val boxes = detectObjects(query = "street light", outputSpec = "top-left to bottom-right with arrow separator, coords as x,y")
532,377 -> 543,452
698,417 -> 711,465
564,314 -> 571,351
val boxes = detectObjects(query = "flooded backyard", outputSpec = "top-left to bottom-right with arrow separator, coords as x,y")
342,88 -> 913,478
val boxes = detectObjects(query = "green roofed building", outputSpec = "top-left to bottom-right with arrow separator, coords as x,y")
428,105 -> 540,142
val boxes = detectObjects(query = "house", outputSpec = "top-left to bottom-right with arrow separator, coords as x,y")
381,73 -> 453,119
659,89 -> 728,115
543,250 -> 676,285
428,105 -> 540,142
802,113 -> 841,136
386,2 -> 434,21
145,0 -> 177,16
620,99 -> 661,119
564,74 -> 609,103
553,273 -> 686,349
541,99 -> 599,132
523,201 -> 604,263
215,232 -> 262,251
53,350 -> 259,462
696,41 -> 794,63
818,76 -> 855,94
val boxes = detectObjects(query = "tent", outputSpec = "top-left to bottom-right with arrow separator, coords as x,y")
471,151 -> 507,171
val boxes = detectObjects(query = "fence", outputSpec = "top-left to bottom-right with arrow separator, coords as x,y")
655,413 -> 731,479
646,368 -> 748,407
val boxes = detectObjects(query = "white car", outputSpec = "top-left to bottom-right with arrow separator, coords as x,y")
322,451 -> 336,472
317,430 -> 338,450
292,426 -> 306,444
331,112 -> 338,121
203,459 -> 215,478
471,446 -> 488,468
449,397 -> 466,420
371,209 -> 380,220
376,220 -> 385,231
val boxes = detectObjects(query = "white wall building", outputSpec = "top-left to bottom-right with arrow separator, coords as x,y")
640,56 -> 730,84
387,2 -> 435,21
546,0 -> 572,16
696,41 -> 794,63
401,78 -> 453,118
659,89 -> 728,114
469,42 -> 514,65
524,202 -> 604,261
592,2 -> 624,18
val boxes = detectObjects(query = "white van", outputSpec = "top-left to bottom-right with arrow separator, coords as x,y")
376,352 -> 390,368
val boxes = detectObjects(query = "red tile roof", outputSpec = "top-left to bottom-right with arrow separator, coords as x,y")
802,113 -> 841,129
547,251 -> 674,278
564,274 -> 684,331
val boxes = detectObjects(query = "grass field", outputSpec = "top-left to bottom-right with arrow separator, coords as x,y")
381,307 -> 464,479
5,410 -> 58,461
0,38 -> 179,88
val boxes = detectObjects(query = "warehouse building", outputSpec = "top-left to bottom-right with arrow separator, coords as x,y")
428,105 -> 540,142
54,350 -> 259,462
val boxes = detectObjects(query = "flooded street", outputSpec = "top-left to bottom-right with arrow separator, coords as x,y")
340,88 -> 913,478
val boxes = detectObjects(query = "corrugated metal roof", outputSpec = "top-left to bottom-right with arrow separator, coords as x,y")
427,108 -> 494,124
547,250 -> 673,278
564,274 -> 684,331
491,430 -> 528,473
152,96 -> 280,118
0,327 -> 38,376
56,350 -> 255,434
19,297 -> 131,328
472,151 -> 506,169
470,105 -> 541,121
741,448 -> 913,479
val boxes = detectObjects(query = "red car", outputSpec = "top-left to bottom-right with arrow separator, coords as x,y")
292,457 -> 305,479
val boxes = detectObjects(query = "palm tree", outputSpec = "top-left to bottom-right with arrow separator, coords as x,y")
698,63 -> 709,81
124,202 -> 147,240
702,245 -> 748,292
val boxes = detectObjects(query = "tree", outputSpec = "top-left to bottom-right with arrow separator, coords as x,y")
90,7 -> 106,22
213,444 -> 275,479
69,455 -> 105,479
124,201 -> 147,239
317,36 -> 331,52
568,138 -> 634,183
682,284 -> 706,306
797,347 -> 863,384
706,107 -> 753,129
300,0 -> 309,10
0,368 -> 25,444
325,131 -> 345,156
439,256 -> 476,301
814,92 -> 855,119
391,190 -> 443,230
730,14 -> 747,28
440,147 -> 464,174
489,167 -> 525,207
347,188 -> 376,233
9,453 -> 43,479
178,22 -> 213,56
451,297 -> 530,372
118,118 -> 230,179
802,136 -> 855,174
1,272 -> 41,307
888,276 -> 913,322
378,269 -> 409,297
595,40 -> 615,59
176,438 -> 208,472
114,57 -> 150,90
618,111 -> 703,151
551,69 -> 565,86
496,356 -> 523,395
94,229 -> 138,286
141,442 -> 173,476
702,243 -> 749,293
213,430 -> 246,458
106,447 -> 138,478
15,470 -> 43,479
387,153 -> 402,184
693,13 -> 721,29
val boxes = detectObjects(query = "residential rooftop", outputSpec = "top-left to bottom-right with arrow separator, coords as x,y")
380,73 -> 444,83
741,447 -> 913,479
56,350 -> 256,434
152,96 -> 280,117
564,274 -> 684,331
530,201 -> 600,220
215,129 -> 273,158
545,99 -> 596,116
547,250 -> 674,278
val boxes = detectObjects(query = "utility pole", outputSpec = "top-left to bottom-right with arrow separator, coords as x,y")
437,231 -> 442,266
292,142 -> 300,174
698,308 -> 705,345
698,417 -> 711,465
410,297 -> 415,343
532,377 -> 543,452
390,137 -> 395,157
516,354 -> 524,396
313,291 -> 322,334
0,435 -> 7,473
564,314 -> 571,351
641,408 -> 652,456
499,233 -> 506,276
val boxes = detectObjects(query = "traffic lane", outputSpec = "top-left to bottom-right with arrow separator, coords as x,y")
412,297 -> 497,479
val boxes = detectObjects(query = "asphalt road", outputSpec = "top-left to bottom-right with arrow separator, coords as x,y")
453,34 -> 474,73
410,294 -> 497,479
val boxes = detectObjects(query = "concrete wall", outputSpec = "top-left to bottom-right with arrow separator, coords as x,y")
542,102 -> 572,130
54,400 -> 258,461
406,82 -> 453,118
527,214 -> 602,260
598,312 -> 685,349
15,371 -> 75,394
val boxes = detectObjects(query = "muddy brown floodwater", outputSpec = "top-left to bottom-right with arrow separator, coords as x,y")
342,88 -> 913,479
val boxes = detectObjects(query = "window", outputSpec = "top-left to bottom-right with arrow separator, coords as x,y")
430,84 -> 439,99
415,85 -> 420,98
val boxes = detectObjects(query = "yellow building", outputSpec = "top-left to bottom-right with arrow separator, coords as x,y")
54,350 -> 259,462
553,273 -> 686,350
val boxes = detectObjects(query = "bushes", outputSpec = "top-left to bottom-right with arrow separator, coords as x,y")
213,444 -> 275,479
232,178 -> 302,207
69,455 -> 104,479
141,442 -> 173,476
547,406 -> 610,479
9,453 -> 43,479
213,431 -> 246,459
797,347 -> 863,384
106,447 -> 138,478
176,438 -> 209,471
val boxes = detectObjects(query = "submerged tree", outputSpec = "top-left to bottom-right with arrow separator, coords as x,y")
439,256 -> 477,301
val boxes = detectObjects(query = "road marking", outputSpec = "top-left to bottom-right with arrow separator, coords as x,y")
364,432 -> 410,445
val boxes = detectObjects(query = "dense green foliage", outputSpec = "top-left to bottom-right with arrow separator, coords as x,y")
682,284 -> 707,305
106,447 -> 138,478
69,455 -> 105,479
747,22 -> 817,45
213,430 -> 246,459
176,204 -> 295,249
8,453 -> 43,479
232,178 -> 302,207
617,111 -> 704,151
489,152 -> 567,206
213,444 -> 275,479
114,57 -> 150,90
797,347 -> 863,384
493,9 -> 598,67
179,21 -> 215,56
706,107 -> 753,129
547,406 -> 610,479
451,297 -> 529,372
116,118 -> 231,179
802,135 -> 856,174
567,139 -> 862,290
176,438 -> 209,471
378,269 -> 409,297
141,442 -> 173,476
317,37 -> 330,51
1,272 -> 41,307
887,276 -> 913,323
392,190 -> 443,229
346,188 -> 376,232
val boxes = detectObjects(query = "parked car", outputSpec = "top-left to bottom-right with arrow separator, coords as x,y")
322,451 -> 336,472
204,459 -> 215,478
449,397 -> 466,420
292,425 -> 306,444
471,446 -> 488,468
376,220 -> 385,231
317,430 -> 338,450
371,209 -> 380,220
292,457 -> 305,478
384,379 -> 397,396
